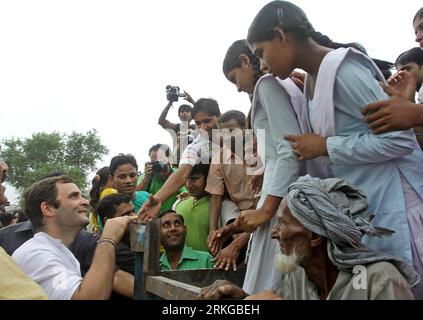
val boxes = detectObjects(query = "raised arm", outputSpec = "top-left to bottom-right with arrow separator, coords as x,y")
158,102 -> 178,131
72,215 -> 137,300
139,163 -> 192,222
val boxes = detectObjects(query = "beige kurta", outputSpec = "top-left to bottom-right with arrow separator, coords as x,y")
277,261 -> 414,300
0,247 -> 48,300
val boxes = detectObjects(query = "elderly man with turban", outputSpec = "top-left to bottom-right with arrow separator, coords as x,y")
200,176 -> 419,300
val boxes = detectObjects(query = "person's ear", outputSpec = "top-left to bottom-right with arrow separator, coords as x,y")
274,27 -> 287,44
310,233 -> 324,248
108,175 -> 115,188
239,54 -> 251,67
40,201 -> 54,218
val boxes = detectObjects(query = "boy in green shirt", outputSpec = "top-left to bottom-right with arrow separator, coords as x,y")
174,164 -> 210,252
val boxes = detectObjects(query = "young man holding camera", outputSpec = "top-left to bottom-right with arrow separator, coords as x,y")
136,144 -> 187,214
158,86 -> 197,166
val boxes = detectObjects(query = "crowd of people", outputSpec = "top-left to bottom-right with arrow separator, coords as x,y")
1,1 -> 423,301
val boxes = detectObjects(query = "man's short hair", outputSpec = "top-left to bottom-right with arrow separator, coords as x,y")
39,172 -> 67,180
191,98 -> 221,119
149,144 -> 171,158
395,47 -> 423,67
97,193 -> 132,221
220,110 -> 247,129
190,164 -> 210,180
178,104 -> 193,115
24,175 -> 74,229
109,154 -> 138,176
158,209 -> 185,225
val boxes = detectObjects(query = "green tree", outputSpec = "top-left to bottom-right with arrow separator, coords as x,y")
0,129 -> 109,194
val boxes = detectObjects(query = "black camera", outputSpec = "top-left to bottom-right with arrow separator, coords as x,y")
166,85 -> 186,103
150,161 -> 169,175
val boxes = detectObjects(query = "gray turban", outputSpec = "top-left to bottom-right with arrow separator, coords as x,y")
286,175 -> 420,287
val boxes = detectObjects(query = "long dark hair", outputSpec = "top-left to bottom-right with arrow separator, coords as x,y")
247,1 -> 362,51
247,1 -> 392,78
89,166 -> 111,212
223,39 -> 264,87
414,7 -> 423,22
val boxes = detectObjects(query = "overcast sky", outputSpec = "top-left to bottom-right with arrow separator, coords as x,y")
1,0 -> 421,204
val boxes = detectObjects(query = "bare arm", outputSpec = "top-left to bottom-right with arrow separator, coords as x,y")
113,270 -> 134,299
158,102 -> 178,130
139,164 -> 192,222
209,195 -> 223,233
236,195 -> 282,233
71,215 -> 138,300
207,195 -> 223,256
71,241 -> 115,300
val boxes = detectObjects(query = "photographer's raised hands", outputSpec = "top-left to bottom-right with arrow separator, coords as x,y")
138,194 -> 162,223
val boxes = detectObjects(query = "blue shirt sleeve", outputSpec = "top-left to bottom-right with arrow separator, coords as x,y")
257,78 -> 305,197
326,58 -> 416,166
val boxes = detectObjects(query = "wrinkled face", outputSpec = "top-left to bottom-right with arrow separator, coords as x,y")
193,112 -> 220,140
414,16 -> 423,48
396,62 -> 423,88
186,174 -> 207,198
160,213 -> 186,250
249,30 -> 296,80
112,164 -> 138,196
226,64 -> 255,95
179,110 -> 192,122
271,200 -> 313,265
52,182 -> 90,229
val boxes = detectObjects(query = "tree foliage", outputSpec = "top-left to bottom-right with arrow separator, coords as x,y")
0,130 -> 108,193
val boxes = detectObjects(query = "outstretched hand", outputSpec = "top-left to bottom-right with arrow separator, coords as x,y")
362,97 -> 423,134
212,242 -> 241,271
237,209 -> 270,233
207,224 -> 237,256
138,194 -> 161,223
199,280 -> 248,300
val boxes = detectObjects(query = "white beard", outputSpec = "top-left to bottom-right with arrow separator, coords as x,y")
275,251 -> 300,273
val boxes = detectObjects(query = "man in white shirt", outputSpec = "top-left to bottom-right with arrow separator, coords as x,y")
139,98 -> 221,222
12,175 -> 137,300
